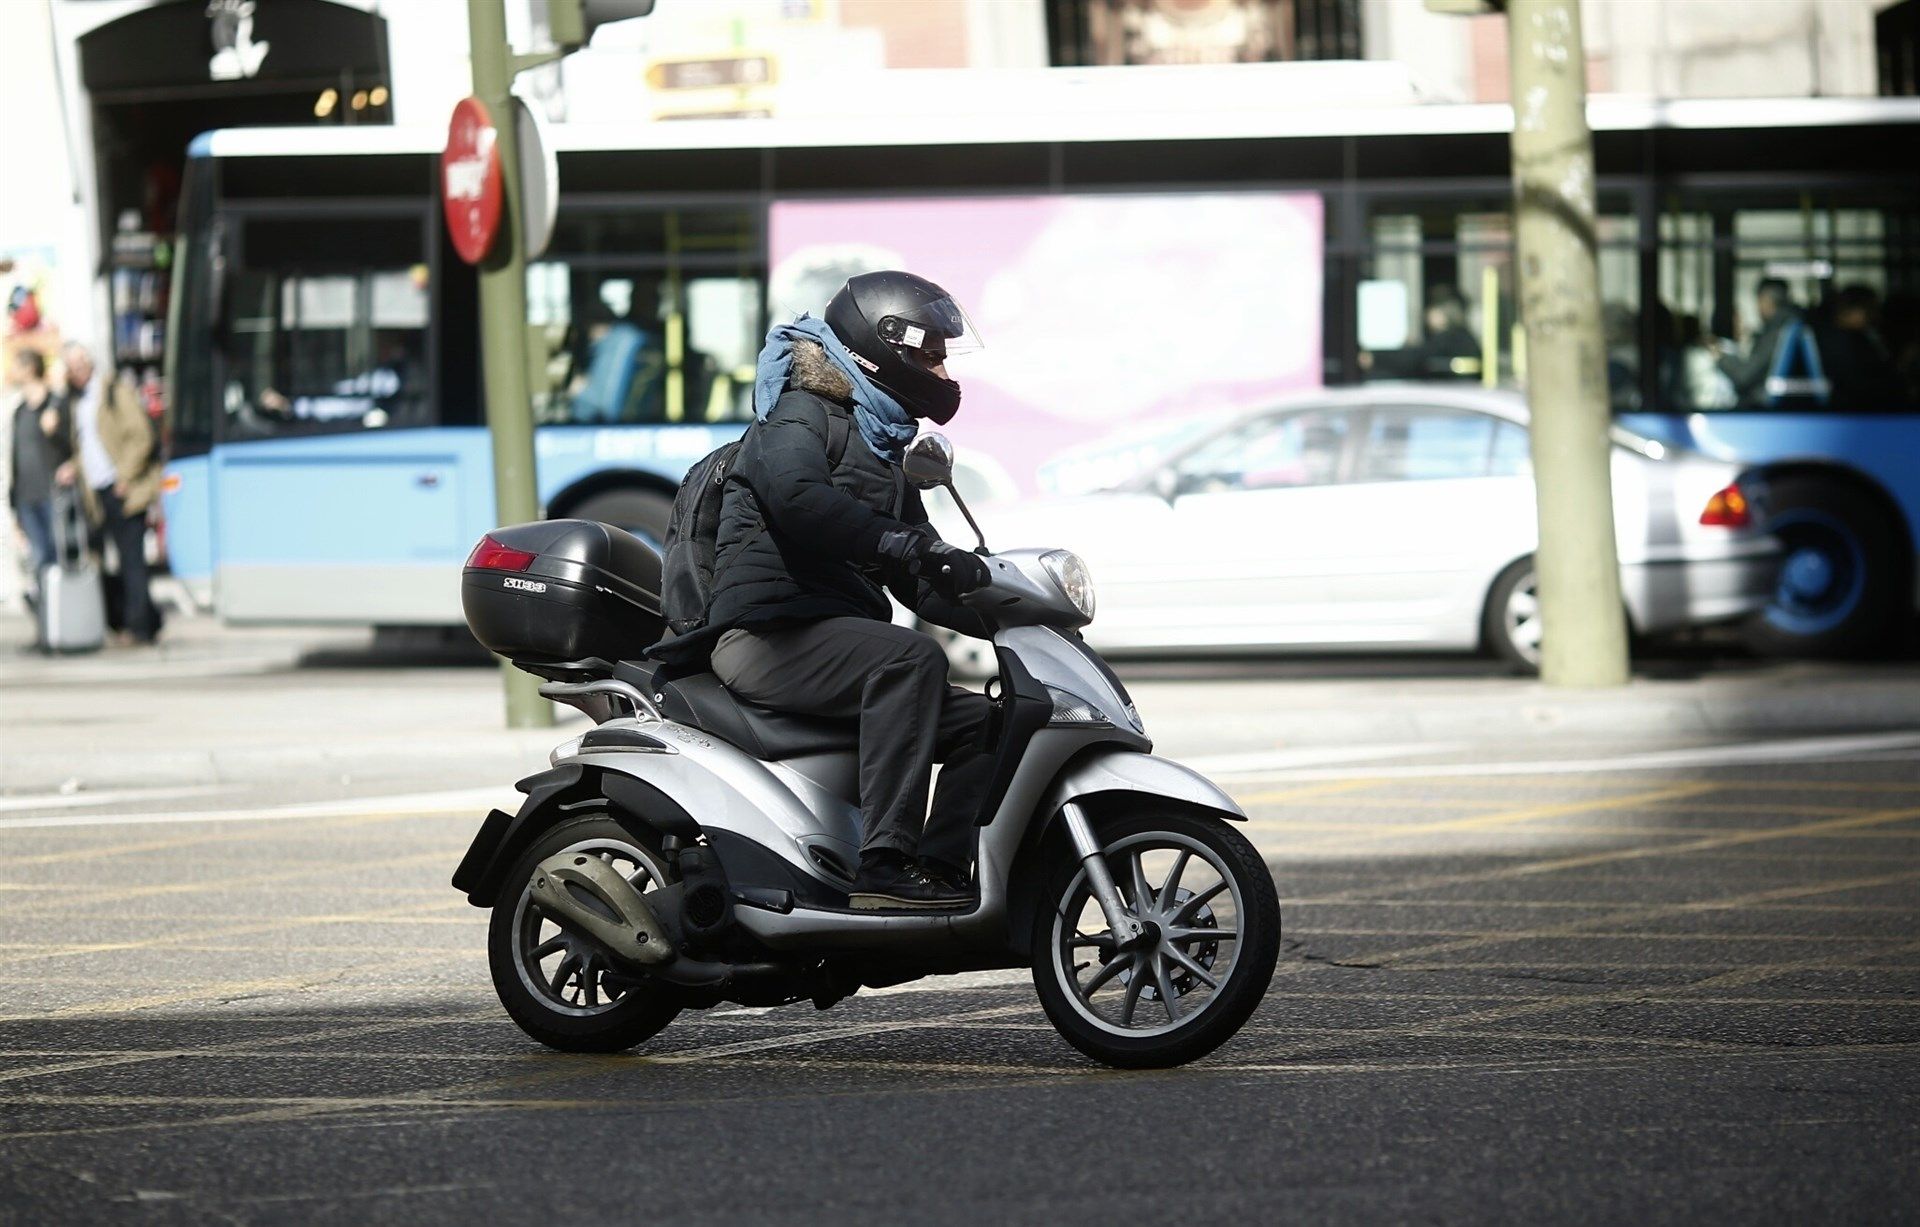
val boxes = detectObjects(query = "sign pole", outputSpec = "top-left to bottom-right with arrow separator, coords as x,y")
1506,0 -> 1630,687
466,0 -> 551,728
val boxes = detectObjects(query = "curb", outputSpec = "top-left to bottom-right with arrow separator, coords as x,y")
8,672 -> 1919,796
2,730 -> 574,796
1157,686 -> 1920,747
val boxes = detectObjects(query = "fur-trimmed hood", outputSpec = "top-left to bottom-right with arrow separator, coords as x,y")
788,339 -> 856,402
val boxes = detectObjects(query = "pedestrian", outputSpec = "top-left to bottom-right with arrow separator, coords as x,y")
1819,285 -> 1908,410
56,342 -> 162,645
1711,278 -> 1823,407
1416,291 -> 1483,380
7,348 -> 70,605
1674,313 -> 1736,410
702,272 -> 995,910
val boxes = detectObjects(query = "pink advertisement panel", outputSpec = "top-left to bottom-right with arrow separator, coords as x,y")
770,191 -> 1324,503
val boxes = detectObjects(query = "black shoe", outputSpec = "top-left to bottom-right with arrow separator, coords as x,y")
918,858 -> 974,897
851,857 -> 969,911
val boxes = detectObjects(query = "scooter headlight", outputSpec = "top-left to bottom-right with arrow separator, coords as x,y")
1046,685 -> 1113,727
1040,550 -> 1096,621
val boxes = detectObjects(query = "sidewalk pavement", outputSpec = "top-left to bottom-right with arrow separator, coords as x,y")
3,609 -> 1918,796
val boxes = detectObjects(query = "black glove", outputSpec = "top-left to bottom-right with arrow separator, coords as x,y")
922,541 -> 992,600
877,530 -> 993,600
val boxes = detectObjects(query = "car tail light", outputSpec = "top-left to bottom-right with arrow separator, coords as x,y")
1699,484 -> 1752,528
466,535 -> 537,571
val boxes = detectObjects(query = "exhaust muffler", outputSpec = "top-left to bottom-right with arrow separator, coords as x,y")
528,851 -> 674,967
527,850 -> 744,988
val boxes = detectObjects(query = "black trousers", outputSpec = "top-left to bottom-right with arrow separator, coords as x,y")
93,487 -> 159,643
712,617 -> 993,869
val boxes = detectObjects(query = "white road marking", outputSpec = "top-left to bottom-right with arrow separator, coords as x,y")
2,731 -> 1909,832
1221,730 -> 1920,783
0,785 -> 236,814
0,788 -> 513,832
1181,742 -> 1466,777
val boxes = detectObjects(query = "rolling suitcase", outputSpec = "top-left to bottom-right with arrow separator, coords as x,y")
37,492 -> 105,654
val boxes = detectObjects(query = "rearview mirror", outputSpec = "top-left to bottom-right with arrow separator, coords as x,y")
902,431 -> 988,552
903,432 -> 955,490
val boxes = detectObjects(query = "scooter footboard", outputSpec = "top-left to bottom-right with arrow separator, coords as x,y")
1041,749 -> 1248,823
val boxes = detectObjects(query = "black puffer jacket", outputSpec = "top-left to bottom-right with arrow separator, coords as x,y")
708,341 -> 984,636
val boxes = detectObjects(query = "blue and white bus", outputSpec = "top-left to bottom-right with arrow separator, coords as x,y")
162,90 -> 1920,653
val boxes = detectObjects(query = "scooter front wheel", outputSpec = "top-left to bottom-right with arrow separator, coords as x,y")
487,815 -> 684,1052
1031,807 -> 1279,1069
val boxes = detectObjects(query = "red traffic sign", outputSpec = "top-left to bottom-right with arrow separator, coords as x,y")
441,97 -> 503,265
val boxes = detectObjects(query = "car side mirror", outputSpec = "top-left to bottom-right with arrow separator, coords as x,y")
1152,468 -> 1180,502
904,432 -> 956,490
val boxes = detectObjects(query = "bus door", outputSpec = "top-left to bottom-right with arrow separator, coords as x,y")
206,208 -> 457,624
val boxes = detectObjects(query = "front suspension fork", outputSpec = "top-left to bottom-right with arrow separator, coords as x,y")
1060,802 -> 1148,948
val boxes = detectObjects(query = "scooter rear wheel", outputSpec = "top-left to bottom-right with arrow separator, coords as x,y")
1030,807 -> 1279,1069
487,815 -> 685,1052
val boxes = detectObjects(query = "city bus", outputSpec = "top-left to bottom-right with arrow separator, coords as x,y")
162,85 -> 1920,653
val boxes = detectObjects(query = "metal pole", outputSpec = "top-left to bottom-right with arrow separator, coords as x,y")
1506,0 -> 1630,687
467,0 -> 552,728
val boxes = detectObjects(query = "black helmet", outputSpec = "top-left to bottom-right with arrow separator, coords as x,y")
824,271 -> 978,424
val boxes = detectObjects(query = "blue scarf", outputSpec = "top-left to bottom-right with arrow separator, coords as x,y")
753,315 -> 917,464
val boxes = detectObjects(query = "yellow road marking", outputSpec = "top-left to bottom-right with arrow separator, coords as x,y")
1300,804 -> 1920,905
1321,866 -> 1920,970
1233,779 -> 1383,807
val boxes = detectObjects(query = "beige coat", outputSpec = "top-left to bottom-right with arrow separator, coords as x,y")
72,376 -> 162,523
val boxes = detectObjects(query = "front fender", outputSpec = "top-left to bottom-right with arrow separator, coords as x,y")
1042,749 -> 1247,822
1002,749 -> 1247,960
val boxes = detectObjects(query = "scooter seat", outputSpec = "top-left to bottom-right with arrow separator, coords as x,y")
614,661 -> 857,760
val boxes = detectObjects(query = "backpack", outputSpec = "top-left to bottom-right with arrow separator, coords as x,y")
654,408 -> 851,651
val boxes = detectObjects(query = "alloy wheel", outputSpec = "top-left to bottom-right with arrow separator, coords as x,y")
1049,832 -> 1245,1038
510,836 -> 667,1017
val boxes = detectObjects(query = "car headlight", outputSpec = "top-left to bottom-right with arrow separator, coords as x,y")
1040,550 -> 1096,620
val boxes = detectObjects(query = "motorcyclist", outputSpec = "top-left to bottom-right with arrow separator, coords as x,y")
706,271 -> 995,910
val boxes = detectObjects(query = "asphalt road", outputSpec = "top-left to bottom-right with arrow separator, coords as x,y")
1,640 -> 1917,1224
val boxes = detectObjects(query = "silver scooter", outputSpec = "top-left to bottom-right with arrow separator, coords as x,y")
453,433 -> 1280,1068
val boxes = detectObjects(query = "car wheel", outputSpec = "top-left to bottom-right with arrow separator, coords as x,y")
1747,477 -> 1904,658
1483,558 -> 1543,674
566,487 -> 675,550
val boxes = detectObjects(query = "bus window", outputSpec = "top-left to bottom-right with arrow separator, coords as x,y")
1656,192 -> 1920,412
218,214 -> 431,439
1353,193 -> 1638,395
528,207 -> 761,427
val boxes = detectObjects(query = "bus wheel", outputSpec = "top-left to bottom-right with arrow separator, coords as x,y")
565,488 -> 675,549
1747,477 -> 1903,659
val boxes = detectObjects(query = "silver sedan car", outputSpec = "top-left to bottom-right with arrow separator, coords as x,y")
951,386 -> 1780,668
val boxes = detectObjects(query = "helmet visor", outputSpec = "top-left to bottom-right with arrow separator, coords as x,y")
878,294 -> 983,365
